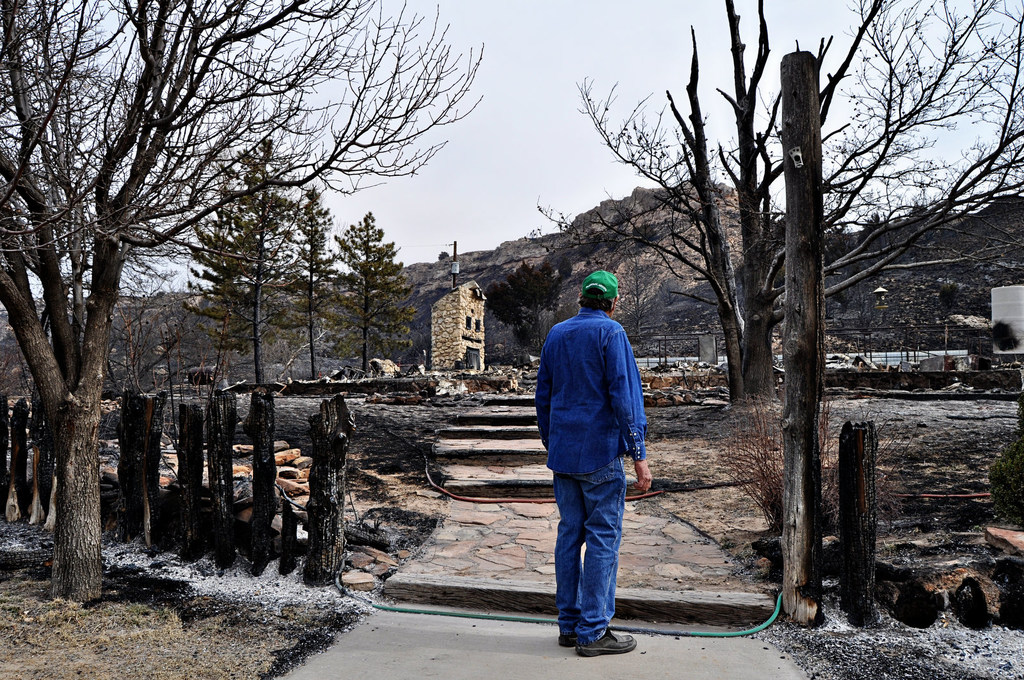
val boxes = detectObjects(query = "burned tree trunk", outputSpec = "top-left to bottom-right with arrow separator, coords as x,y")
839,421 -> 877,626
279,499 -> 298,576
780,50 -> 825,627
29,396 -> 55,525
207,393 -> 238,569
304,395 -> 353,585
116,392 -> 167,546
177,404 -> 205,561
245,390 -> 276,576
6,399 -> 29,521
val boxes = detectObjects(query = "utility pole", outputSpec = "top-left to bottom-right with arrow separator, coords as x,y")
451,240 -> 459,289
780,50 -> 825,627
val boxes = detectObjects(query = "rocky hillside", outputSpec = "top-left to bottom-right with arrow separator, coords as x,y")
401,188 -> 1024,363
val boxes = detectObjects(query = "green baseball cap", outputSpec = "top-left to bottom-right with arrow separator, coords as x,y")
581,270 -> 619,300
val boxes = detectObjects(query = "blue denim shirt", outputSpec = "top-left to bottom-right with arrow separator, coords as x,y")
535,307 -> 647,474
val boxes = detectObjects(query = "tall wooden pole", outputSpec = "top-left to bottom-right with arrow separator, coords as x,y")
780,50 -> 825,626
207,393 -> 238,569
304,395 -> 352,585
839,421 -> 877,625
177,404 -> 205,561
246,390 -> 276,576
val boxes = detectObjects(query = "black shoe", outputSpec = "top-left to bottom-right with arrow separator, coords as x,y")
575,629 -> 637,657
557,632 -> 577,647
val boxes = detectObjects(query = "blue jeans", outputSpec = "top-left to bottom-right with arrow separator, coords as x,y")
552,457 -> 626,646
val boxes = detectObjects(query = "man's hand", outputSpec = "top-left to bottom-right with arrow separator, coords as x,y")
633,459 -> 652,492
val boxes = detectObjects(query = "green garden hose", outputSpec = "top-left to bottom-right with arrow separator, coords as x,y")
336,569 -> 783,639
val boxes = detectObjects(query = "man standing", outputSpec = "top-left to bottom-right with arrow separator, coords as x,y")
535,269 -> 652,657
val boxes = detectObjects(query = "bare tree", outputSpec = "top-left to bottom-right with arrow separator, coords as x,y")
0,0 -> 479,600
616,245 -> 663,346
576,0 -> 1024,400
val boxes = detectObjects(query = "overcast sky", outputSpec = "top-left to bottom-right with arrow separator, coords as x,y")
326,1 -> 854,266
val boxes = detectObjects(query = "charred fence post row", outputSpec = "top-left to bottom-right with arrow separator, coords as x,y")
28,396 -> 55,526
5,399 -> 29,522
3,398 -> 56,526
116,391 -> 168,546
1,391 -> 351,579
838,421 -> 877,626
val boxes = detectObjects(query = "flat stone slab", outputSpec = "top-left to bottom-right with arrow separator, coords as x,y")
436,425 -> 541,440
455,406 -> 538,426
985,527 -> 1024,555
383,573 -> 775,627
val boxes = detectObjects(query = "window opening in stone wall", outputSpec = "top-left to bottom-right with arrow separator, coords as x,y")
466,316 -> 472,330
475,319 -> 481,332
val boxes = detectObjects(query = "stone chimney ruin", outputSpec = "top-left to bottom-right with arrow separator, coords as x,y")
431,281 -> 485,370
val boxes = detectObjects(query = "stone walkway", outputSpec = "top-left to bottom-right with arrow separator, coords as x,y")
400,499 -> 740,591
381,398 -> 775,626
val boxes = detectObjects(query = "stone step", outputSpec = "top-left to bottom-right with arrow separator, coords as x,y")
436,425 -> 540,440
455,406 -> 537,427
482,396 -> 536,407
383,573 -> 777,629
437,463 -> 639,499
441,478 -> 554,499
433,439 -> 547,466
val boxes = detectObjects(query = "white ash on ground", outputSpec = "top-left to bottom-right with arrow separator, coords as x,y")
756,594 -> 1024,680
102,538 -> 371,617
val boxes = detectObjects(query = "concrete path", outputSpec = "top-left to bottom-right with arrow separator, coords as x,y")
282,609 -> 807,680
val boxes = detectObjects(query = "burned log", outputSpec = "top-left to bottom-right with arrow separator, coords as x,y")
6,399 -> 29,521
838,421 -> 877,626
207,393 -> 238,569
245,390 -> 276,576
28,397 -> 55,525
116,391 -> 167,546
304,395 -> 353,586
177,404 -> 205,560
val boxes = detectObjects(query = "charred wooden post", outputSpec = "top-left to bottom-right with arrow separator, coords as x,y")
304,395 -> 353,585
116,391 -> 168,546
6,398 -> 29,521
839,421 -> 877,626
207,393 -> 238,569
0,395 -> 8,508
177,404 -> 206,560
279,498 -> 298,576
245,390 -> 276,576
780,50 -> 825,627
29,397 -> 55,525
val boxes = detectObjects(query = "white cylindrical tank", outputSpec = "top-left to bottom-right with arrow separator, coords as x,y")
992,285 -> 1024,353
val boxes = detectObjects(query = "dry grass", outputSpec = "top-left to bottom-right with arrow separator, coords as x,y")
0,573 -> 329,680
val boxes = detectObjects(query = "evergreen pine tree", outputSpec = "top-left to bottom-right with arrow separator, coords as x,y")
335,213 -> 415,372
188,141 -> 300,383
292,188 -> 341,379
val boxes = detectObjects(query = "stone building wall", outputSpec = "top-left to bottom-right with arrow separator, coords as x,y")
431,281 -> 486,370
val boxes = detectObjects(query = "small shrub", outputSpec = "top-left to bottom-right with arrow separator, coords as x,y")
990,394 -> 1024,526
938,282 -> 959,308
727,397 -> 901,533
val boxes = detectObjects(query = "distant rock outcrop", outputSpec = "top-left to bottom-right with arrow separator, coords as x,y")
401,190 -> 1024,363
